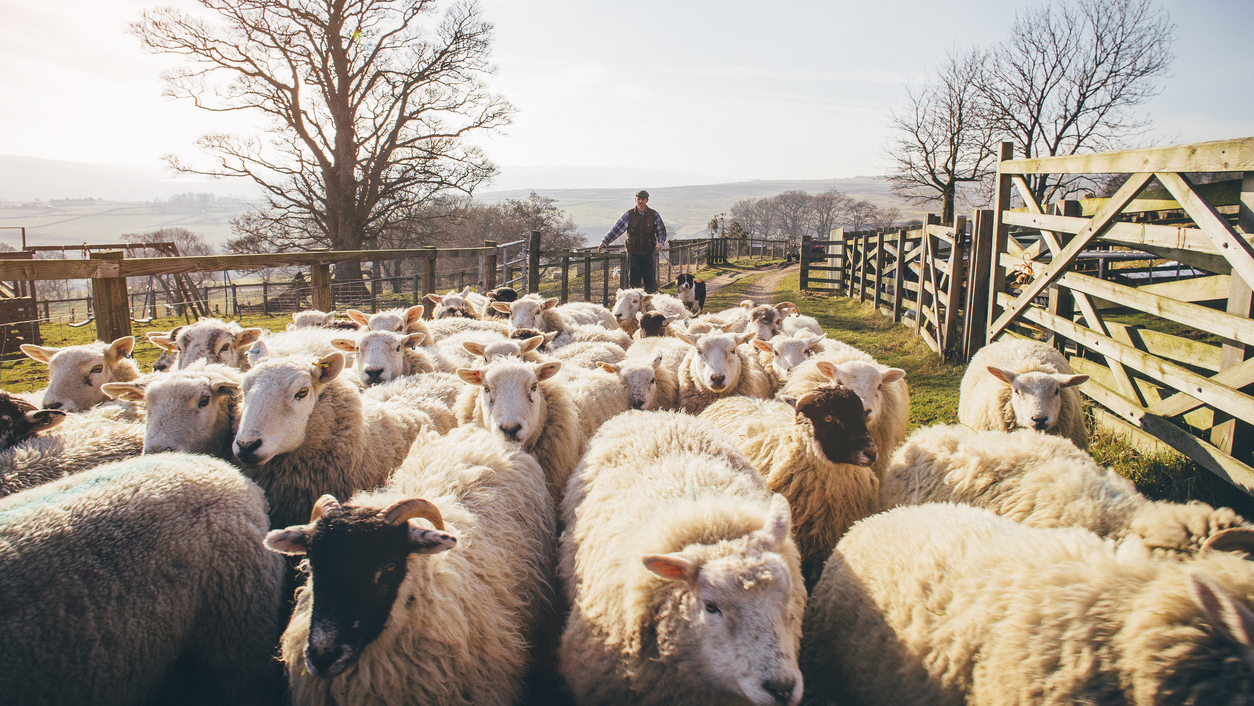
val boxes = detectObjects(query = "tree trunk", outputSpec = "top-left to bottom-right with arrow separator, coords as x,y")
942,183 -> 956,226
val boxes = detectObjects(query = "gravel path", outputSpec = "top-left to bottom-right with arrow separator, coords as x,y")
704,262 -> 799,303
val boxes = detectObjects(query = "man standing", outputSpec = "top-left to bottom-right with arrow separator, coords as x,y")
598,190 -> 667,293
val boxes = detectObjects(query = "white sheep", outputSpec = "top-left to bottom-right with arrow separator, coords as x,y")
146,330 -> 180,372
880,423 -> 1254,559
20,336 -> 140,412
801,502 -> 1254,706
243,326 -> 354,369
494,296 -> 616,334
291,309 -> 356,329
959,337 -> 1089,449
559,411 -> 806,706
169,318 -> 265,370
610,288 -> 692,335
751,333 -> 827,391
346,304 -> 428,336
560,365 -> 632,437
265,426 -> 557,706
782,350 -> 909,480
780,312 -> 823,339
0,413 -> 144,497
430,328 -> 510,372
0,453 -> 286,706
426,316 -> 510,340
330,330 -> 434,387
357,372 -> 459,434
627,334 -> 698,380
554,322 -> 633,349
696,304 -> 751,334
103,362 -> 242,460
741,300 -> 791,341
550,340 -> 627,369
454,360 -> 586,509
462,333 -> 548,365
426,286 -> 482,319
699,386 -> 879,587
233,351 -> 437,529
675,331 -> 774,414
600,354 -> 678,411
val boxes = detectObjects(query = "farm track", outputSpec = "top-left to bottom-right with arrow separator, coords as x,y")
703,262 -> 799,303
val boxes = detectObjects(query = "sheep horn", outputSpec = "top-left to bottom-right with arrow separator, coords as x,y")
379,498 -> 445,531
1201,527 -> 1254,558
311,494 -> 343,522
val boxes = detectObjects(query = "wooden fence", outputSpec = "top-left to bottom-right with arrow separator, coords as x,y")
800,136 -> 1254,496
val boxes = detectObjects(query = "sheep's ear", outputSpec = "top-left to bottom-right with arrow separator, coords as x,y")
462,341 -> 486,356
543,331 -> 558,344
347,309 -> 371,327
614,288 -> 623,297
665,314 -> 679,324
425,293 -> 443,304
987,366 -> 1017,385
598,362 -> 622,374
543,298 -> 559,310
815,360 -> 838,381
753,494 -> 792,552
212,380 -> 241,398
457,368 -> 484,386
106,336 -> 136,363
405,332 -> 425,348
403,305 -> 425,325
676,332 -> 699,347
1056,373 -> 1088,388
881,367 -> 906,384
101,381 -> 147,402
520,335 -> 545,353
752,339 -> 774,354
736,331 -> 756,346
806,332 -> 828,347
460,286 -> 472,298
285,323 -> 297,332
330,338 -> 358,353
264,526 -> 313,556
491,302 -> 511,313
740,300 -> 754,309
234,328 -> 264,349
641,295 -> 653,306
720,322 -> 737,332
147,332 -> 177,351
643,554 -> 697,583
313,352 -> 345,385
1187,570 -> 1254,649
408,525 -> 458,555
652,353 -> 664,369
25,409 -> 66,433
535,361 -> 562,381
779,394 -> 799,409
248,340 -> 271,363
1201,528 -> 1254,558
20,344 -> 59,364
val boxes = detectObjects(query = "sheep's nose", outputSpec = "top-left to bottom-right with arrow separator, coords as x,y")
710,373 -> 726,387
44,401 -> 63,410
862,408 -> 872,421
365,368 -> 384,382
235,438 -> 263,463
499,424 -> 522,440
859,449 -> 878,466
1031,415 -> 1049,429
631,399 -> 646,409
145,445 -> 175,455
762,678 -> 797,705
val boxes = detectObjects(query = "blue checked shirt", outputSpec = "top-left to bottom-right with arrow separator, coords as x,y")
601,207 -> 668,248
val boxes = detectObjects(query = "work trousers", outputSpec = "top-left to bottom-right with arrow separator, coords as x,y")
628,251 -> 658,293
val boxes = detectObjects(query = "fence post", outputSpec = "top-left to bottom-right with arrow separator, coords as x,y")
528,230 -> 541,295
262,280 -> 270,316
90,251 -> 130,344
560,256 -> 570,303
943,215 -> 968,355
914,223 -> 931,335
856,235 -> 868,303
892,229 -> 907,322
873,233 -> 886,313
482,241 -> 497,291
987,141 -> 1015,345
800,235 -> 811,290
603,256 -> 612,306
964,209 -> 995,360
422,249 -> 438,319
311,264 -> 333,312
1211,172 -> 1254,460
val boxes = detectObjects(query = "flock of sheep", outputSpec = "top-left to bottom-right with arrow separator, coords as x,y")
2,278 -> 1253,706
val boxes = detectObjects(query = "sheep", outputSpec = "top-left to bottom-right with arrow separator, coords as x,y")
169,318 -> 265,370
550,340 -> 627,369
699,386 -> 879,587
751,333 -> 827,391
345,304 -> 421,333
555,322 -> 633,349
455,360 -> 586,508
879,423 -> 1254,559
0,391 -> 65,451
610,288 -> 692,335
800,502 -> 1254,706
265,426 -> 557,706
697,304 -> 751,334
742,300 -> 793,342
103,362 -> 243,460
291,309 -> 358,329
494,295 -> 617,334
146,330 -> 180,372
429,328 -> 510,372
631,310 -> 678,339
782,351 -> 909,480
780,312 -> 823,339
20,336 -> 140,412
558,411 -> 806,706
560,365 -> 632,437
330,330 -> 434,387
600,353 -> 678,411
463,333 -> 548,365
675,331 -> 774,414
0,412 -> 144,497
233,351 -> 437,529
675,273 -> 705,314
960,337 -> 1090,449
427,316 -> 510,340
626,334 -> 691,376
0,453 -> 286,706
357,373 -> 460,435
243,326 -> 355,368
427,286 -> 482,319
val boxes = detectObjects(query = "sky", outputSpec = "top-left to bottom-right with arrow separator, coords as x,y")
0,0 -> 1251,189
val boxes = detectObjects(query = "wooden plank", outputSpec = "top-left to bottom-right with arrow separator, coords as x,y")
91,252 -> 131,343
1001,293 -> 1254,422
1157,171 -> 1254,295
892,229 -> 907,323
998,137 -> 1254,176
873,233 -> 886,312
990,172 -> 1155,339
1137,275 -> 1230,303
1146,357 -> 1254,420
1105,320 -> 1223,372
1001,210 -> 1219,255
942,215 -> 968,352
1208,172 -> 1254,459
1072,356 -> 1214,430
988,142 -> 1016,344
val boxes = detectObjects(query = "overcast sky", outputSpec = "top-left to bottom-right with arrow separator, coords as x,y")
0,0 -> 1250,188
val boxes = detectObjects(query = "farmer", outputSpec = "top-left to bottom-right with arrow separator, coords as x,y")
598,189 -> 668,293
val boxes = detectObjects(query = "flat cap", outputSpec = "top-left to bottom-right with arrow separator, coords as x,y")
635,190 -> 650,199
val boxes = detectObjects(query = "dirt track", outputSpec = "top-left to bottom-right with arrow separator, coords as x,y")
704,262 -> 799,303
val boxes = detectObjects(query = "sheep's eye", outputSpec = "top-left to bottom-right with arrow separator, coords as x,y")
482,386 -> 490,395
91,365 -> 104,374
531,383 -> 538,392
824,415 -> 833,422
705,602 -> 721,615
1055,389 -> 1061,396
219,344 -> 230,353
381,562 -> 397,573
649,378 -> 656,385
295,388 -> 309,400
198,394 -> 210,408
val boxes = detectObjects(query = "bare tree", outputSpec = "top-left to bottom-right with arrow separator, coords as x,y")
123,226 -> 217,287
977,0 -> 1174,204
771,191 -> 813,241
809,189 -> 850,241
873,207 -> 902,232
729,197 -> 778,239
886,49 -> 997,225
846,200 -> 879,232
133,0 -> 513,286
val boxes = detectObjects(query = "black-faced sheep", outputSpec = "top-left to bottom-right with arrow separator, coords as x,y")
0,391 -> 64,451
0,453 -> 285,706
675,330 -> 773,414
559,411 -> 806,706
632,310 -> 678,339
265,426 -> 557,706
960,337 -> 1089,449
20,336 -> 140,412
801,502 -> 1254,706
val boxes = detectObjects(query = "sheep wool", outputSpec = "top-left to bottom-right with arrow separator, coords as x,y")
0,453 -> 285,706
880,424 -> 1252,559
559,411 -> 807,706
0,414 -> 144,497
802,503 -> 1254,706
